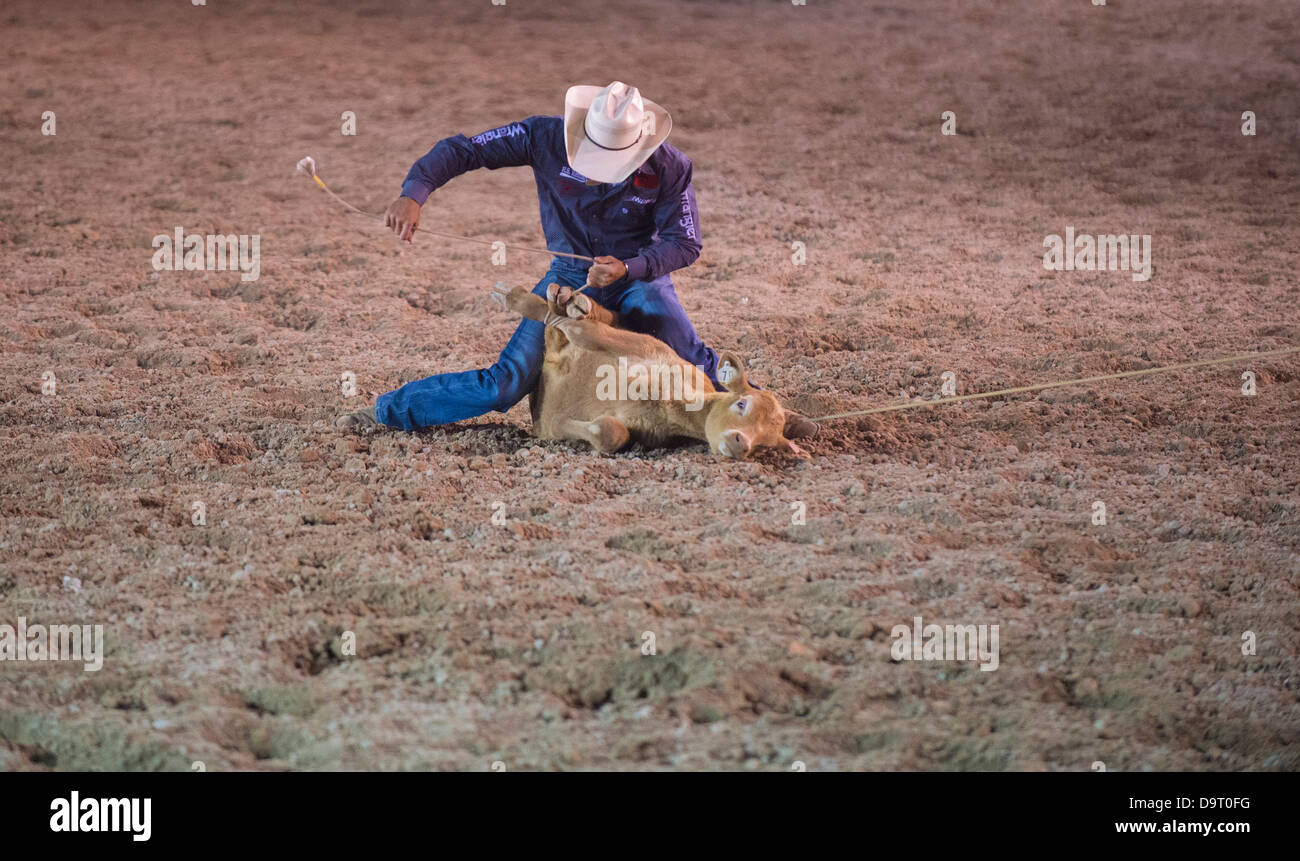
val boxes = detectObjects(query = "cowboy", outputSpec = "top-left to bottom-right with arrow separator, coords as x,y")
338,82 -> 816,440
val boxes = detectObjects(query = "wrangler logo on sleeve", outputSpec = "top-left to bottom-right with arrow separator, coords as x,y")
471,123 -> 525,145
678,190 -> 697,241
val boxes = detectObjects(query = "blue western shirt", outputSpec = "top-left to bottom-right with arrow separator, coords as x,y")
399,115 -> 701,283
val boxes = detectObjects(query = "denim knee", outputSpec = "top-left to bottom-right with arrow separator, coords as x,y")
481,269 -> 582,412
628,277 -> 674,305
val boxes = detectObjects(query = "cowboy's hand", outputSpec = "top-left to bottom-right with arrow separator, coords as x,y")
587,256 -> 628,288
385,196 -> 422,243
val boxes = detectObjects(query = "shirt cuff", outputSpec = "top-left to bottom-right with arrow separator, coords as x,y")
622,255 -> 649,283
400,180 -> 433,207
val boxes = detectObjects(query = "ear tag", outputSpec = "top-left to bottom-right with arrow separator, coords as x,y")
718,362 -> 736,384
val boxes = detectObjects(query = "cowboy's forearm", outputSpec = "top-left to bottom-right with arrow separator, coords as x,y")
625,183 -> 701,281
624,243 -> 697,282
401,119 -> 535,204
400,137 -> 474,204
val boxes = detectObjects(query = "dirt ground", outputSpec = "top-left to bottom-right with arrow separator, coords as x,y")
1,0 -> 1297,771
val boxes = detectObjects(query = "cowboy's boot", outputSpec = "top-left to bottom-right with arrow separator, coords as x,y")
783,413 -> 819,440
336,405 -> 379,433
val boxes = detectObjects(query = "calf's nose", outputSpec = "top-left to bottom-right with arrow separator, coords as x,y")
718,429 -> 752,459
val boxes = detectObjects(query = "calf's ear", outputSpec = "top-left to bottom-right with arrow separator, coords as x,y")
717,351 -> 753,393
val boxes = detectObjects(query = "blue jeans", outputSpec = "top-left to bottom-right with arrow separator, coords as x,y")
375,263 -> 725,430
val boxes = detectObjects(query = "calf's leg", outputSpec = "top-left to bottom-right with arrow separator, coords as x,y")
490,283 -> 551,322
549,284 -> 617,326
548,317 -> 653,355
559,416 -> 630,454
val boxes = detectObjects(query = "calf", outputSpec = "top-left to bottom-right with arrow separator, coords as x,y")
491,282 -> 803,459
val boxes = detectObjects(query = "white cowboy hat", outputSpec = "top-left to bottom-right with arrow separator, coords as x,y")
564,81 -> 672,184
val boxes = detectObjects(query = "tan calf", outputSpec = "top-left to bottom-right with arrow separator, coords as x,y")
490,282 -> 803,459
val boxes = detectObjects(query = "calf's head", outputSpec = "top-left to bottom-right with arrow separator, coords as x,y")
705,352 -> 804,459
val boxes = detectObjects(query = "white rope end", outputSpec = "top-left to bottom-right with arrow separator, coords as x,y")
296,156 -> 317,177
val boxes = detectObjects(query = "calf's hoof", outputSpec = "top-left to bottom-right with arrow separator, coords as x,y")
548,283 -> 593,319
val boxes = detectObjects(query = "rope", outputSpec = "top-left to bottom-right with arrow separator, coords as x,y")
808,346 -> 1300,422
295,158 -> 1295,423
296,156 -> 597,264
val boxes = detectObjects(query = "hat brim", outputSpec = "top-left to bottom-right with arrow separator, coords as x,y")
564,85 -> 672,184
